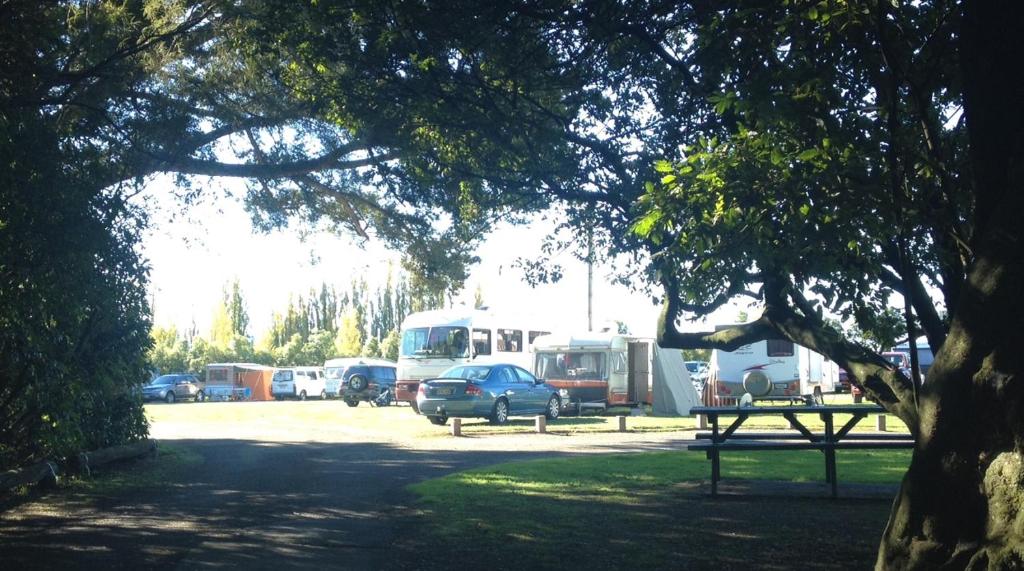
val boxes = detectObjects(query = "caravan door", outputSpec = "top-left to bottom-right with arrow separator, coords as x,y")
627,342 -> 651,405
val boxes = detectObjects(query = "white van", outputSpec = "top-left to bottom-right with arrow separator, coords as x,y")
705,330 -> 838,405
271,366 -> 326,400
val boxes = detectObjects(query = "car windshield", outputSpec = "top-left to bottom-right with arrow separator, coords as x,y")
273,370 -> 293,382
149,375 -> 176,386
401,326 -> 470,358
439,365 -> 492,380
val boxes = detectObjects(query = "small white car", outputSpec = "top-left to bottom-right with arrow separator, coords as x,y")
271,366 -> 326,400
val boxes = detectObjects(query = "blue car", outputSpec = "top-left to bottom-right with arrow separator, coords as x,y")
416,364 -> 562,426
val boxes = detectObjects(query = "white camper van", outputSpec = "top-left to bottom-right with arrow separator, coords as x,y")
271,366 -> 326,400
705,332 -> 839,406
531,333 -> 699,415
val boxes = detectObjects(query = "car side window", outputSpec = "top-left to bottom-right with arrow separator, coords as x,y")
493,367 -> 514,384
505,368 -> 525,384
514,367 -> 536,384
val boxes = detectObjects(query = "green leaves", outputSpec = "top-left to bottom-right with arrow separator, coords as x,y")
797,148 -> 821,162
631,209 -> 662,238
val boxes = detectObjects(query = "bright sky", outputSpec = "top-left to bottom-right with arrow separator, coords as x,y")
139,176 -> 746,340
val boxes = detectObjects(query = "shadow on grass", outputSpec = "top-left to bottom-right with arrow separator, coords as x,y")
398,450 -> 906,571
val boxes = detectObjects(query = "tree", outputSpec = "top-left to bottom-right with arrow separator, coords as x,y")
473,285 -> 486,310
225,279 -> 250,338
361,337 -> 382,359
380,329 -> 402,363
619,2 -> 1022,567
149,327 -> 189,374
1,1 -> 155,469
334,309 -> 363,358
300,330 -> 335,365
208,301 -> 235,349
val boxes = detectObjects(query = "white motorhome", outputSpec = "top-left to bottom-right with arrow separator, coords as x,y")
531,333 -> 699,415
394,308 -> 553,408
705,331 -> 839,405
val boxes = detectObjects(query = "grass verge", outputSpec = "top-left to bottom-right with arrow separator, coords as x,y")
66,442 -> 203,495
405,450 -> 910,569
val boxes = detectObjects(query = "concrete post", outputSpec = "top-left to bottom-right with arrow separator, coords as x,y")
450,417 -> 462,437
875,414 -> 887,432
617,415 -> 627,432
696,414 -> 708,430
535,415 -> 546,433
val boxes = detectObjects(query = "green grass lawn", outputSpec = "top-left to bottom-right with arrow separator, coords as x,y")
406,450 -> 911,569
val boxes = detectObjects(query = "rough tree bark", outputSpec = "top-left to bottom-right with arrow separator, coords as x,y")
875,2 -> 1024,568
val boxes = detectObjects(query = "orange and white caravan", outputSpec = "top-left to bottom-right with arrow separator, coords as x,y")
205,363 -> 275,401
531,333 -> 699,414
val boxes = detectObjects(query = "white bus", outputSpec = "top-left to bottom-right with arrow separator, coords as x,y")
394,308 -> 553,410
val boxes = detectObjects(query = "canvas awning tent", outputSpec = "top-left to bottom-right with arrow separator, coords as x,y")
650,345 -> 701,416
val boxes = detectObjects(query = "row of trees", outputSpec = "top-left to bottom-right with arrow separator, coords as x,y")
148,273 -> 445,375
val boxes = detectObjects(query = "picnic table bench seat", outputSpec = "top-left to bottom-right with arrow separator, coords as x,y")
694,431 -> 913,441
689,404 -> 914,498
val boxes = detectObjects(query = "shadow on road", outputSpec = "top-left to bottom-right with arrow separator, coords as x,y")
0,439 -> 563,570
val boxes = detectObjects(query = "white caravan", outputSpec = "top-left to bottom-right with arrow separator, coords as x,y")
531,333 -> 699,415
705,332 -> 839,405
394,308 -> 553,408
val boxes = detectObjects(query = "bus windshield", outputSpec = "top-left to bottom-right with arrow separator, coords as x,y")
401,326 -> 470,359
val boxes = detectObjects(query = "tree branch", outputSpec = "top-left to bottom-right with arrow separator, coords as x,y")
153,148 -> 396,179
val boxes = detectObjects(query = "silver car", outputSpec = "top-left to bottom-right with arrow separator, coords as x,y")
416,364 -> 561,426
142,374 -> 205,403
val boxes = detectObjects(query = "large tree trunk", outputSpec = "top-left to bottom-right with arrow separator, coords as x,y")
876,2 -> 1024,568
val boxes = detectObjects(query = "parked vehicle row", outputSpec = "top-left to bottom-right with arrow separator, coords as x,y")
144,359 -> 402,406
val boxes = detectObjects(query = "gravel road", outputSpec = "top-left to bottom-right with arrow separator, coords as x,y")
0,402 -> 694,570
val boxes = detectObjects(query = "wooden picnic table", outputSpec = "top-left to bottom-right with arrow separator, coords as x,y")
689,404 -> 914,498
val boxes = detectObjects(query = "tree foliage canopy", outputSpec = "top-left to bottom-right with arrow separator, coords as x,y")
4,2 -> 1023,565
